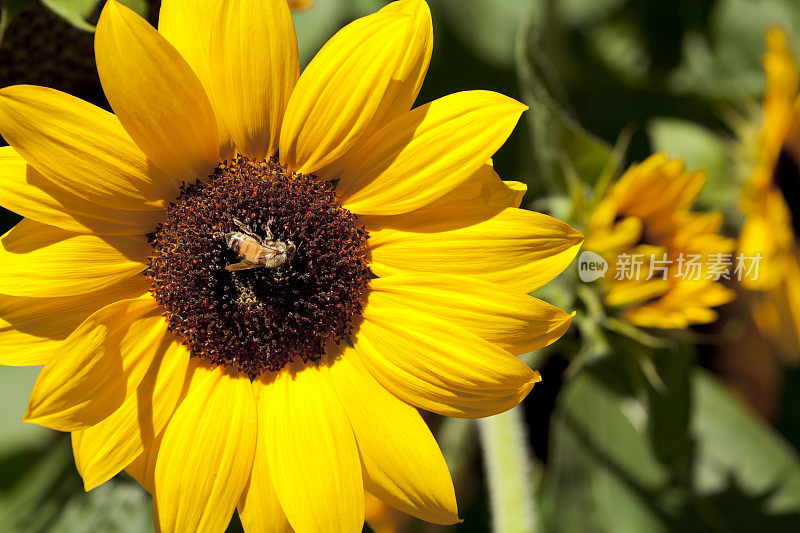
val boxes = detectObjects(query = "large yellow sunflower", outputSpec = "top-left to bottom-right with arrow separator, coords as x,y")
0,0 -> 583,531
585,153 -> 735,329
739,28 -> 800,358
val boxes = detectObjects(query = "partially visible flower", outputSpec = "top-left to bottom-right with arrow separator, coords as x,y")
739,28 -> 800,358
366,492 -> 412,533
287,0 -> 314,9
0,0 -> 582,531
585,153 -> 736,328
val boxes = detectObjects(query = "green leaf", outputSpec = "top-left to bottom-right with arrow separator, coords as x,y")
0,366 -> 49,456
117,0 -> 149,18
0,366 -> 154,532
542,356 -> 800,532
647,118 -> 740,215
0,435 -> 153,533
45,479 -> 154,533
671,0 -> 800,98
0,0 -> 37,42
432,0 -> 532,69
711,0 -> 800,94
516,10 -> 619,200
3,0 -> 37,15
0,438 -> 75,528
692,372 -> 800,514
39,0 -> 149,33
41,0 -> 98,31
291,0 -> 348,68
556,0 -> 626,28
586,19 -> 650,83
541,362 -> 670,533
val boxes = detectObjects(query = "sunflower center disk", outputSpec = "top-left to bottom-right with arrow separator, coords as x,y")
775,147 -> 800,238
147,157 -> 371,376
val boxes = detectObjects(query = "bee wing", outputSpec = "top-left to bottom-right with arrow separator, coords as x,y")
260,243 -> 288,268
233,218 -> 251,233
225,261 -> 262,271
232,219 -> 266,243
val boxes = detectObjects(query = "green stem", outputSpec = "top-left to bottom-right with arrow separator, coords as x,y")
478,405 -> 539,533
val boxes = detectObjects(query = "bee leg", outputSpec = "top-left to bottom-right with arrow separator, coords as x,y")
263,218 -> 275,241
233,218 -> 256,236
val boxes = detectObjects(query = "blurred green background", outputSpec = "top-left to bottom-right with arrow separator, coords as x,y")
3,0 -> 800,531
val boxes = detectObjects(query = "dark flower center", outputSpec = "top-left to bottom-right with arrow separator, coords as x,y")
146,157 -> 371,375
774,147 -> 800,238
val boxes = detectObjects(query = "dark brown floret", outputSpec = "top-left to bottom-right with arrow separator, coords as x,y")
147,157 -> 371,376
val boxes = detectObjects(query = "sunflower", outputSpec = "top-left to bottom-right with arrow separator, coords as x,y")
584,153 -> 735,329
0,0 -> 582,531
739,28 -> 800,358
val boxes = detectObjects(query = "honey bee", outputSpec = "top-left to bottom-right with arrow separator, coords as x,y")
224,218 -> 296,271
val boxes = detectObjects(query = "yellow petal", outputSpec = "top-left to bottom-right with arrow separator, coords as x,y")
158,0 -> 234,158
265,362 -> 365,533
740,189 -> 793,290
369,275 -> 572,356
763,28 -> 800,159
153,360 -> 257,533
758,263 -> 800,356
24,296 -> 168,431
368,208 -> 584,294
0,146 -> 164,235
505,180 -> 528,207
584,216 -> 642,253
125,434 -> 160,494
0,85 -> 178,210
0,276 -> 149,367
359,162 -> 527,233
337,91 -> 526,215
373,0 -> 433,124
72,336 -> 190,491
237,376 -> 292,533
328,347 -> 459,525
71,431 -> 87,478
354,305 -> 541,418
0,219 -> 149,298
279,0 -> 432,174
623,280 -> 735,329
95,0 -> 220,179
209,0 -> 299,159
125,453 -> 149,493
315,0 -> 433,180
606,279 -> 670,307
615,156 -> 705,221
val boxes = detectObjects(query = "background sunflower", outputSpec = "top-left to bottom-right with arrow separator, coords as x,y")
4,0 -> 800,532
